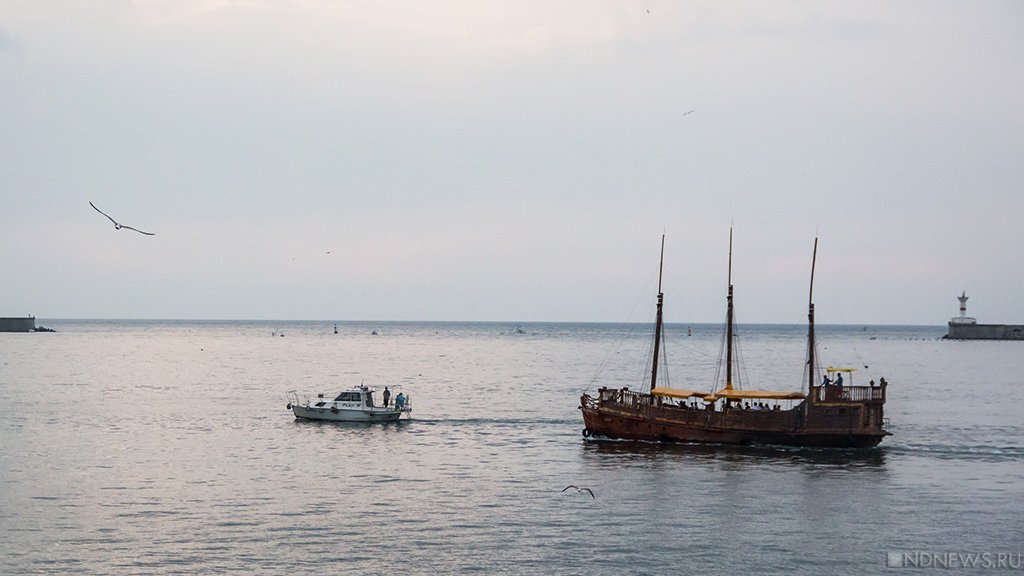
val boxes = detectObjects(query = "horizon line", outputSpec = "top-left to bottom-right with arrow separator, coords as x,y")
25,317 -> 947,328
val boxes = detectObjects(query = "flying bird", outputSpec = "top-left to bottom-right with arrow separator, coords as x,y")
89,202 -> 155,235
562,485 -> 595,499
682,109 -> 695,116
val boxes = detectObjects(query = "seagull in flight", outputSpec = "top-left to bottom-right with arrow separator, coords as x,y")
89,202 -> 155,235
682,109 -> 695,116
562,485 -> 595,499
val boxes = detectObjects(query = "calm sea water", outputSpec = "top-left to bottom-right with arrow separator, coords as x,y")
1,321 -> 1021,575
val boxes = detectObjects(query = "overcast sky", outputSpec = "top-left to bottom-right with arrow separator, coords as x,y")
2,1 -> 1021,324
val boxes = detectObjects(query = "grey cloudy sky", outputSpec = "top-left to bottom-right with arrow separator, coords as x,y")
2,1 -> 1022,324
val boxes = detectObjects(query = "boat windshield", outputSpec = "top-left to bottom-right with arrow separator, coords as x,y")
334,392 -> 362,402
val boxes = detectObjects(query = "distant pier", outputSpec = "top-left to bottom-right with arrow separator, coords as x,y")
943,293 -> 1024,340
0,316 -> 37,332
946,323 -> 1024,340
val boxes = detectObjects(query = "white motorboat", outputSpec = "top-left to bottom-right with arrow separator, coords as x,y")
286,385 -> 411,422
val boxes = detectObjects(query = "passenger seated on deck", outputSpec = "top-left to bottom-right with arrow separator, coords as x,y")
395,392 -> 406,409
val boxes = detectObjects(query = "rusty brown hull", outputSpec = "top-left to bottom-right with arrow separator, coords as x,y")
580,386 -> 890,449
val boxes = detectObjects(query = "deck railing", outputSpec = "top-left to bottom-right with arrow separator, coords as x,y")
590,382 -> 887,412
587,387 -> 804,430
812,384 -> 886,403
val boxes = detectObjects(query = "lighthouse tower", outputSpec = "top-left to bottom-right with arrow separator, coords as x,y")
950,291 -> 977,325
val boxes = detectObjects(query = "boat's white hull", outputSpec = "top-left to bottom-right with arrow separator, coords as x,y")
291,404 -> 406,422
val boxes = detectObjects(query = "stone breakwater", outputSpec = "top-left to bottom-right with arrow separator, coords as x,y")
945,322 -> 1024,340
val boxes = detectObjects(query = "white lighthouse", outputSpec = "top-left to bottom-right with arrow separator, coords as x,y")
950,291 -> 977,325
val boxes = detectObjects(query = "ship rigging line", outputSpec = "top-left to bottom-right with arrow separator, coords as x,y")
583,265 -> 662,393
713,321 -> 727,392
732,317 -> 750,390
822,281 -> 872,377
645,323 -> 670,390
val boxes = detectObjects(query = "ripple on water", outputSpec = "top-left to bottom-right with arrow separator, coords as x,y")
1,322 -> 1022,575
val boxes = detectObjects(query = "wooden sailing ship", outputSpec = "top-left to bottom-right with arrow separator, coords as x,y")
579,233 -> 891,448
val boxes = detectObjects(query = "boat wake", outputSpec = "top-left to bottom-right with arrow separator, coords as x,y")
884,424 -> 1024,461
885,442 -> 1024,462
413,417 -> 579,428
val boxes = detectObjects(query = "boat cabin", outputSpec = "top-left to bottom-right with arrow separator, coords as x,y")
334,388 -> 375,407
310,387 -> 377,408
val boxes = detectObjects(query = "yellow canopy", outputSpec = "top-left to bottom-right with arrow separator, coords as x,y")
712,388 -> 806,401
651,387 -> 709,400
826,367 -> 857,373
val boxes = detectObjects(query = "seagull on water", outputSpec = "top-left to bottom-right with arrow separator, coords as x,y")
562,485 -> 595,499
89,202 -> 155,235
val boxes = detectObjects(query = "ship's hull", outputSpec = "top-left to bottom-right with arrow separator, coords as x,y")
291,404 -> 405,422
581,386 -> 890,449
581,407 -> 884,448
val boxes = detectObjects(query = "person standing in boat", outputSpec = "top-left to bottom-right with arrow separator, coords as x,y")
395,392 -> 406,410
383,387 -> 391,407
822,373 -> 831,386
835,372 -> 843,387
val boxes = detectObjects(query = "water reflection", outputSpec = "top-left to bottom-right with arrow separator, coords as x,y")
289,418 -> 412,431
580,438 -> 888,469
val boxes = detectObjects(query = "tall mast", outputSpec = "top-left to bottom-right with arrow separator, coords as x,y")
807,237 -> 818,399
649,234 -> 665,392
725,228 -> 734,391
